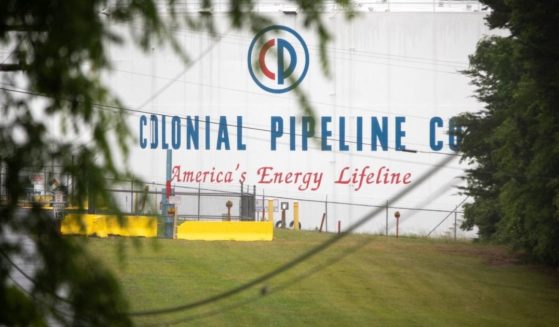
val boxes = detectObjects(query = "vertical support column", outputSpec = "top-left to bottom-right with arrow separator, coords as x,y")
166,149 -> 172,185
162,149 -> 173,238
293,202 -> 299,230
268,199 -> 274,225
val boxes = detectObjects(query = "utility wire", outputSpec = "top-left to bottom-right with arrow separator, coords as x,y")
110,67 -> 447,122
0,248 -> 36,284
0,85 -> 462,157
138,236 -> 374,326
426,196 -> 469,236
0,248 -> 74,305
1,244 -> 131,325
119,26 -> 459,120
106,174 -> 465,214
134,29 -> 229,111
5,274 -> 76,321
385,178 -> 461,229
128,154 -> 455,317
1,159 -> 459,321
139,180 -> 465,214
1,32 -> 31,65
1,248 -> 95,324
148,21 -> 472,67
121,26 -> 466,75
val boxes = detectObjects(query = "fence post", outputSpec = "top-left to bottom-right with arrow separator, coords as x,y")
153,182 -> 157,214
325,195 -> 328,232
454,211 -> 457,241
319,213 -> 326,232
131,178 -> 134,214
385,200 -> 388,236
240,182 -> 244,220
197,182 -> 201,221
253,185 -> 256,220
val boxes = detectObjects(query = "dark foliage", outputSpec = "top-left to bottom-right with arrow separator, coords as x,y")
458,0 -> 559,265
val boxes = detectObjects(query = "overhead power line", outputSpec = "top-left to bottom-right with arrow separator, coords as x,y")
0,248 -> 74,305
0,85 -> 462,157
134,30 -> 229,111
141,180 -> 466,214
128,154 -> 456,317
111,66 -> 469,121
138,236 -> 374,326
427,196 -> 469,236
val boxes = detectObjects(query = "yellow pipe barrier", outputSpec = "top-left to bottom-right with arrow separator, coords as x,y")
61,214 -> 273,241
61,214 -> 157,238
294,201 -> 300,230
176,221 -> 273,241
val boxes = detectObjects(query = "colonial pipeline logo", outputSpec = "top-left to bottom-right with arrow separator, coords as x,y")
248,25 -> 309,94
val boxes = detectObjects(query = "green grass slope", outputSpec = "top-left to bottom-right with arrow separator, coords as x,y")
85,230 -> 559,326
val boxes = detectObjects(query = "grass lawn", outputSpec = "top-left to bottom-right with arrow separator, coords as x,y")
84,230 -> 559,326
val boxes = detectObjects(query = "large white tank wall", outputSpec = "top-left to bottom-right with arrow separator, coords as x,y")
103,11 -> 488,237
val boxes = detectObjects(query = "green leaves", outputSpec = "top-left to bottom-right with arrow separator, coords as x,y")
1,0 -> 358,325
459,0 -> 559,265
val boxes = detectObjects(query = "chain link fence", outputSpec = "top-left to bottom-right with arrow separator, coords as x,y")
0,167 -> 471,239
105,182 -> 256,221
101,182 -> 470,239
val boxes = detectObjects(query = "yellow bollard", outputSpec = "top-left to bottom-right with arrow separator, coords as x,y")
268,200 -> 274,224
293,202 -> 300,230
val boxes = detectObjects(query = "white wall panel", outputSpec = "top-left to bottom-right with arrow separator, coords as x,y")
105,11 -> 491,236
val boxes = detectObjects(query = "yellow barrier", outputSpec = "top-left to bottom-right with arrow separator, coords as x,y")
177,220 -> 273,241
61,214 -> 157,238
61,214 -> 272,241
